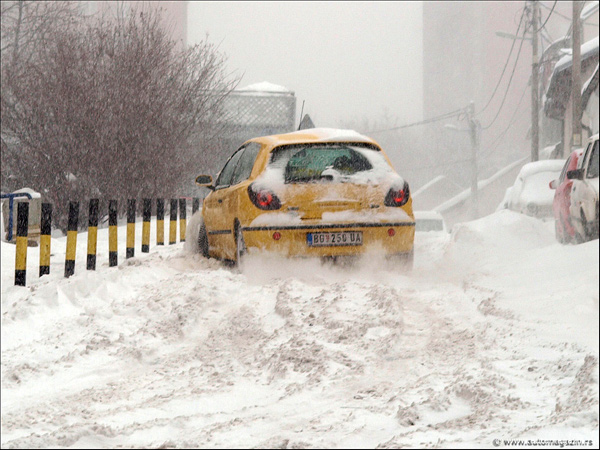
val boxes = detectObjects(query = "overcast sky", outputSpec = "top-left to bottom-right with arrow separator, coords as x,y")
187,1 -> 423,129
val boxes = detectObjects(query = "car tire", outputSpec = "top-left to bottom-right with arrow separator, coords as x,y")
184,211 -> 209,256
198,221 -> 209,258
580,209 -> 591,242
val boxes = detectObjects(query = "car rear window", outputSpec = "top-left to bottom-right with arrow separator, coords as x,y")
267,144 -> 397,185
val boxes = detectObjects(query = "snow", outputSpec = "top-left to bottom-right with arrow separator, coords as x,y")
436,157 -> 528,214
581,1 -> 599,21
237,81 -> 293,94
555,36 -> 600,74
283,127 -> 374,143
1,210 -> 598,448
6,187 -> 41,199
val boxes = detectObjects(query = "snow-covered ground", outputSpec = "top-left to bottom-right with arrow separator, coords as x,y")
1,210 -> 598,448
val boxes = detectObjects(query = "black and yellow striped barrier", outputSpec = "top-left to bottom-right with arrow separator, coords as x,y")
142,198 -> 151,253
11,195 -> 196,285
156,198 -> 165,246
109,200 -> 118,267
64,201 -> 79,278
126,199 -> 136,259
87,199 -> 99,270
39,203 -> 52,277
179,198 -> 186,242
14,202 -> 29,286
169,199 -> 177,245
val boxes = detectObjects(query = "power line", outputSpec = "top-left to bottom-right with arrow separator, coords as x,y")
481,17 -> 529,131
535,0 -> 558,32
476,8 -> 527,117
366,108 -> 466,134
483,81 -> 529,159
539,1 -> 571,21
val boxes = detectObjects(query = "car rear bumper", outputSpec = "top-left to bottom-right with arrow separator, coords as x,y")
241,221 -> 415,257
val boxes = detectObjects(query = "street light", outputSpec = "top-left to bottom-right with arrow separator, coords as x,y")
495,31 -> 532,41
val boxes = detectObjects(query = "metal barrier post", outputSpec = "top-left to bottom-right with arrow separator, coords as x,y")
14,202 -> 29,286
169,199 -> 177,244
109,200 -> 118,267
87,199 -> 99,270
126,199 -> 136,259
156,198 -> 164,245
39,203 -> 52,276
179,198 -> 187,242
142,198 -> 151,253
64,201 -> 79,278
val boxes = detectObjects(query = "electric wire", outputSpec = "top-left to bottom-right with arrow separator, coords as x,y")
481,17 -> 529,131
476,8 -> 527,117
365,107 -> 466,134
535,0 -> 557,33
483,81 -> 529,159
539,1 -> 571,21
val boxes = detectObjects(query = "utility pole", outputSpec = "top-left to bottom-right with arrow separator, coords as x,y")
531,0 -> 540,162
571,0 -> 583,151
467,101 -> 480,220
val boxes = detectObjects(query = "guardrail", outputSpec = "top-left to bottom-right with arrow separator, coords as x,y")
6,197 -> 201,287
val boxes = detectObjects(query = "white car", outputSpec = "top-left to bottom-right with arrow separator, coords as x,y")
414,210 -> 448,233
505,160 -> 566,219
568,134 -> 599,242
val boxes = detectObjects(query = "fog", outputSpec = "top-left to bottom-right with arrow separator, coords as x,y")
186,1 -> 588,203
187,1 -> 423,128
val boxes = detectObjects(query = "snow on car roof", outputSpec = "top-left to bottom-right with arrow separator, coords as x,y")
254,128 -> 379,147
518,159 -> 566,179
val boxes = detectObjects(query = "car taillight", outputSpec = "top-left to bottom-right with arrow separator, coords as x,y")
248,184 -> 282,210
384,181 -> 410,207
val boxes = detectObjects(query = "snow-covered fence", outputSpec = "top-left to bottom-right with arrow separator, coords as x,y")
11,197 -> 200,287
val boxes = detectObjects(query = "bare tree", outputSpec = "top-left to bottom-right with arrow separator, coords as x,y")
1,3 -> 239,229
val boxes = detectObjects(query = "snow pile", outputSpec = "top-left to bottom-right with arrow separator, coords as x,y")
1,210 -> 598,448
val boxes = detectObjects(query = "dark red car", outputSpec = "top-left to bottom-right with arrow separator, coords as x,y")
550,148 -> 584,244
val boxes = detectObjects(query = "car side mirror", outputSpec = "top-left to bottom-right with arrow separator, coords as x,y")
566,169 -> 584,180
195,175 -> 215,190
549,180 -> 557,189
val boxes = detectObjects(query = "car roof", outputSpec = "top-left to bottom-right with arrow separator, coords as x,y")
518,159 -> 566,178
247,127 -> 381,149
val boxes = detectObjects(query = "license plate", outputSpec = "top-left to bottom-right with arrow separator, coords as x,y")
307,231 -> 363,247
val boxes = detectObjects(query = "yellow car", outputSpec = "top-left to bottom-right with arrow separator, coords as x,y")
189,128 -> 415,267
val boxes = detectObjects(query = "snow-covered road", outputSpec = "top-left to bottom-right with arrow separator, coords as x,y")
1,210 -> 598,448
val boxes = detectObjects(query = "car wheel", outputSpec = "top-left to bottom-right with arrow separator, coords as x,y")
235,222 -> 246,266
198,221 -> 209,258
184,211 -> 209,255
580,209 -> 591,242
